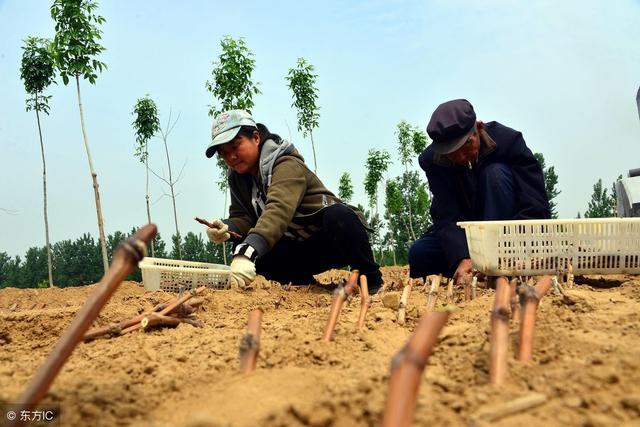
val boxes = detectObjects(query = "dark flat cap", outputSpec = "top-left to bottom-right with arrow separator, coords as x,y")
427,99 -> 477,154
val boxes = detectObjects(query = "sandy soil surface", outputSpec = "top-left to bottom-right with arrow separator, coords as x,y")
1,268 -> 639,427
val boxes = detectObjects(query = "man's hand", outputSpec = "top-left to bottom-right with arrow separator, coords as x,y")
206,219 -> 230,244
454,258 -> 474,284
230,254 -> 256,289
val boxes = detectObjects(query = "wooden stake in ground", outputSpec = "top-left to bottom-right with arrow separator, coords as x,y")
567,262 -> 574,288
322,269 -> 359,342
382,311 -> 449,427
397,278 -> 413,325
446,277 -> 454,304
14,224 -> 156,417
471,276 -> 478,300
517,276 -> 552,362
239,308 -> 263,374
357,275 -> 371,329
426,274 -> 441,312
490,276 -> 511,386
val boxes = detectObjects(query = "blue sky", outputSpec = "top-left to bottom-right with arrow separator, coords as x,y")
1,0 -> 639,258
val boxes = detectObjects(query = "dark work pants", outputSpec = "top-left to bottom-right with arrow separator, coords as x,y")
255,204 -> 383,292
409,163 -> 516,278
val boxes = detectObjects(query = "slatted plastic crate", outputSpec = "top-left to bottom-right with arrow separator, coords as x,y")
139,257 -> 231,292
457,218 -> 640,276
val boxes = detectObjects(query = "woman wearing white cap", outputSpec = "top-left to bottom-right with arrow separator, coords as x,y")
205,109 -> 383,291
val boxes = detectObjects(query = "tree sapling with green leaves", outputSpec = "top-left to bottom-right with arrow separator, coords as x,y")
338,172 -> 354,203
51,0 -> 109,272
286,58 -> 320,173
132,96 -> 161,256
364,149 -> 392,261
534,152 -> 560,219
20,36 -> 57,287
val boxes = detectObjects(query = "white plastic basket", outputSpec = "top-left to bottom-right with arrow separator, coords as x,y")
457,218 -> 640,276
139,257 -> 231,292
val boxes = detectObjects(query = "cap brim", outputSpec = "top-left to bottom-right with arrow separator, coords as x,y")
431,127 -> 474,155
205,126 -> 241,158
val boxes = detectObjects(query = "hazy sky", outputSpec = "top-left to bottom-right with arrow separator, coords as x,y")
1,0 -> 639,258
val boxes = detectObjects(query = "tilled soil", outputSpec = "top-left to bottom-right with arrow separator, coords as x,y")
0,269 -> 639,426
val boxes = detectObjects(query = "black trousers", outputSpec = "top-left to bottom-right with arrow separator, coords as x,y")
255,204 -> 383,292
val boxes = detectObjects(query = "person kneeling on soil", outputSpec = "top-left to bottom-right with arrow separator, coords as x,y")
409,99 -> 551,282
205,109 -> 383,292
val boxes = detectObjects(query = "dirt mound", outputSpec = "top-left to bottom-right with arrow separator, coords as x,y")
1,270 -> 639,426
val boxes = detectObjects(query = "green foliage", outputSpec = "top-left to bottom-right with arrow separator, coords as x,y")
534,153 -> 561,219
396,121 -> 428,167
132,96 -> 161,163
51,0 -> 107,85
338,172 -> 354,203
20,37 -> 56,114
286,58 -> 320,137
182,232 -> 207,262
384,172 -> 432,263
364,149 -> 392,207
0,229 -> 183,288
584,178 -> 616,218
205,36 -> 261,118
412,128 -> 428,155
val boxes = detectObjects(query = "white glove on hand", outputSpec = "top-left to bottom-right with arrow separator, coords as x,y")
230,254 -> 256,289
206,219 -> 230,244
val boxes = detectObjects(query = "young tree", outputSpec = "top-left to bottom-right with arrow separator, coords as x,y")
205,36 -> 261,263
338,172 -> 354,203
286,58 -> 320,173
150,110 -> 185,259
20,36 -> 57,287
364,149 -> 392,261
51,0 -> 109,272
132,96 -> 161,256
584,178 -> 616,218
395,121 -> 428,240
385,172 -> 431,265
534,153 -> 560,218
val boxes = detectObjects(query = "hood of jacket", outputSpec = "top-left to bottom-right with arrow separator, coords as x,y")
257,137 -> 299,190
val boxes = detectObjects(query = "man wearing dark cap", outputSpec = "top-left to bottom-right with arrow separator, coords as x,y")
409,99 -> 550,281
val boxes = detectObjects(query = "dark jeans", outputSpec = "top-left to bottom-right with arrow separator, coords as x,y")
255,204 -> 383,292
409,163 -> 516,278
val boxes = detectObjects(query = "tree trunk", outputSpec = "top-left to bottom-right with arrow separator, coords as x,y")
76,76 -> 109,272
162,133 -> 181,260
144,152 -> 155,257
35,98 -> 54,287
310,130 -> 318,175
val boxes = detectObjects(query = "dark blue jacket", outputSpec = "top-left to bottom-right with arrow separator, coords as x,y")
418,121 -> 550,270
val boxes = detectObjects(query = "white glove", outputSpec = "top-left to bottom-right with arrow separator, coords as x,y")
230,254 -> 256,289
206,219 -> 230,244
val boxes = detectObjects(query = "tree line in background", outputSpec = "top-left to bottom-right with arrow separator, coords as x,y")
14,0 -> 624,289
0,230 -> 226,289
